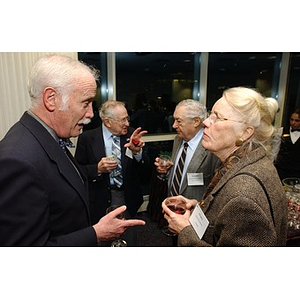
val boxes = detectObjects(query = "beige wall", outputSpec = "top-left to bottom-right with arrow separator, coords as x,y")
0,52 -> 77,140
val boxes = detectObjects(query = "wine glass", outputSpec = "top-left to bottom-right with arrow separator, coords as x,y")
282,177 -> 300,192
162,197 -> 187,236
106,205 -> 127,247
107,155 -> 122,177
157,155 -> 172,180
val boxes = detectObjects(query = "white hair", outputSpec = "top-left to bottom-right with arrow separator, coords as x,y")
176,99 -> 208,120
223,87 -> 279,161
28,54 -> 99,109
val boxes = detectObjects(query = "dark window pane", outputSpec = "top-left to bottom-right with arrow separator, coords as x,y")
206,52 -> 282,110
78,52 -> 108,130
284,53 -> 300,128
116,52 -> 201,134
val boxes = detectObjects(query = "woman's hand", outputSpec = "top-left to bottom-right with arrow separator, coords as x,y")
162,196 -> 197,234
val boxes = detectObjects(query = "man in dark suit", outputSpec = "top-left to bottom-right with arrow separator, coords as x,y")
275,106 -> 300,180
75,100 -> 148,245
0,54 -> 145,246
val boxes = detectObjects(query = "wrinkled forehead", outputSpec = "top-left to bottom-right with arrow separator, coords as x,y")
111,105 -> 128,118
212,97 -> 236,117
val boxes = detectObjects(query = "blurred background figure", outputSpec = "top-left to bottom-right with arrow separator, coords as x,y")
275,106 -> 300,181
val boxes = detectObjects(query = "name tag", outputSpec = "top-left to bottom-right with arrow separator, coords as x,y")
187,173 -> 204,186
189,203 -> 209,239
125,147 -> 133,159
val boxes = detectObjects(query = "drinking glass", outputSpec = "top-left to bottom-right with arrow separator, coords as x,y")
107,155 -> 122,177
282,177 -> 300,192
106,205 -> 127,247
157,155 -> 172,180
162,197 -> 187,236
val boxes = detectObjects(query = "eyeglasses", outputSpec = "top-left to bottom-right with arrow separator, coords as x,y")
207,112 -> 245,125
111,116 -> 130,124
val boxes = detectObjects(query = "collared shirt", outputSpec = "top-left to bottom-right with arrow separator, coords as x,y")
102,124 -> 142,161
290,127 -> 300,144
27,110 -> 83,183
102,124 -> 142,186
171,128 -> 204,189
27,110 -> 59,141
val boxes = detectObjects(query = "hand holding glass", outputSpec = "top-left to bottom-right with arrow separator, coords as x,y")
106,205 -> 127,247
107,155 -> 121,177
157,155 -> 172,180
162,197 -> 187,236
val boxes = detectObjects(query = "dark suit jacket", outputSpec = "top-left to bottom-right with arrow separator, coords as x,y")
0,112 -> 97,246
75,125 -> 146,224
275,129 -> 300,180
168,135 -> 220,200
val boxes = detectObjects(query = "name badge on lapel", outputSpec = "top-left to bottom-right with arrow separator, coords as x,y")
187,173 -> 204,186
125,147 -> 133,159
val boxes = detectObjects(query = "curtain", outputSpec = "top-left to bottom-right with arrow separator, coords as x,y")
0,52 -> 77,140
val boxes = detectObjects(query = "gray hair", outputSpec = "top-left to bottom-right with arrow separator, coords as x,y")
176,99 -> 208,120
28,54 -> 100,110
223,87 -> 278,161
99,100 -> 126,121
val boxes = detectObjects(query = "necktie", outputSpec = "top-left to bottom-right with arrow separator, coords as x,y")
291,128 -> 300,132
170,142 -> 188,196
58,138 -> 75,153
111,135 -> 123,188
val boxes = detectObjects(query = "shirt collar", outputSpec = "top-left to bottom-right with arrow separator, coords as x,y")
290,127 -> 300,144
27,110 -> 59,141
102,123 -> 115,140
184,127 -> 204,151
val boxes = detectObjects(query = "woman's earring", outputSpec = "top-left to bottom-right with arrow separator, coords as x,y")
235,137 -> 244,147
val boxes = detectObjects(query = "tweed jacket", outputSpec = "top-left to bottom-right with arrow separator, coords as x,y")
168,135 -> 220,200
178,146 -> 288,247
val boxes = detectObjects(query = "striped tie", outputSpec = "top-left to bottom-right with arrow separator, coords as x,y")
170,142 -> 188,196
111,135 -> 123,188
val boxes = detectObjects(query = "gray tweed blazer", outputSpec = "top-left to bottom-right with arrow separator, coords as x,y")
178,146 -> 288,247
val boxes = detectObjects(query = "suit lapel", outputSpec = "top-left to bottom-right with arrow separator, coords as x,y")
90,126 -> 106,161
120,134 -> 130,175
180,142 -> 207,193
21,113 -> 90,216
169,136 -> 208,195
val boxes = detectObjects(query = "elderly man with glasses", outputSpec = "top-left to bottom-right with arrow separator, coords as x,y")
75,100 -> 148,246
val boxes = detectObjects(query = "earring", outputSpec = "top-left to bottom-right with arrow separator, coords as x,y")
235,137 -> 244,147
